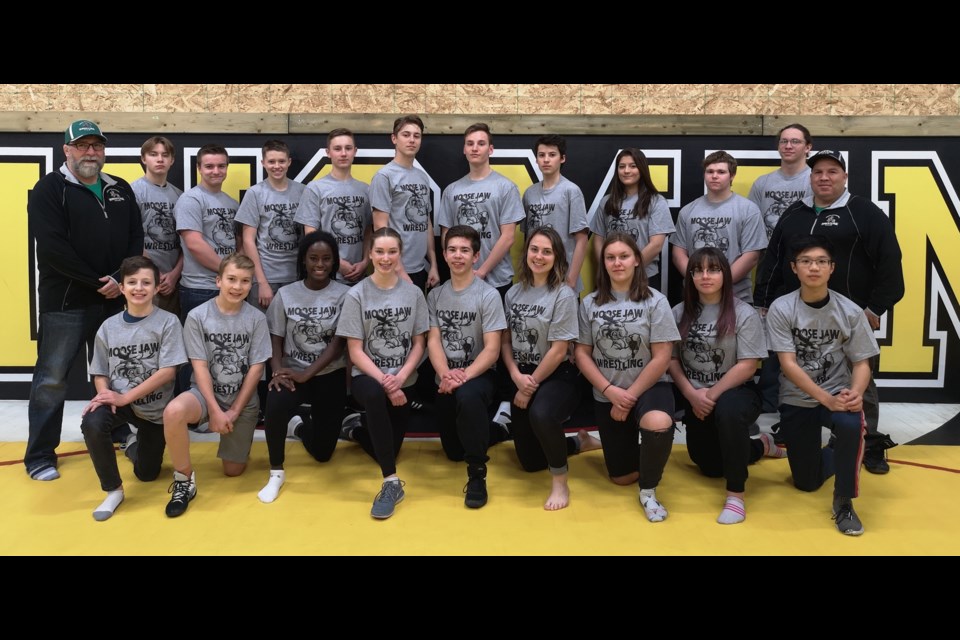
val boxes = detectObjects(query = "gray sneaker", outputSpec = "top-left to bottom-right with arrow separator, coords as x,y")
123,433 -> 139,463
340,413 -> 363,441
371,480 -> 405,519
832,499 -> 864,536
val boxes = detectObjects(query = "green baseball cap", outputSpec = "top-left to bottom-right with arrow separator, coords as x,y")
64,120 -> 107,144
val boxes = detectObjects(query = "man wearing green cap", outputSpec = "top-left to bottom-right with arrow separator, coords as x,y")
24,120 -> 144,481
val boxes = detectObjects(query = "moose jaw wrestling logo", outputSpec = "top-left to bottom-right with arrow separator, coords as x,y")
291,308 -> 338,355
368,308 -> 412,361
594,310 -> 644,360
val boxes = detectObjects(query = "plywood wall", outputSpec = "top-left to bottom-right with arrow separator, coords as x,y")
3,84 -> 958,116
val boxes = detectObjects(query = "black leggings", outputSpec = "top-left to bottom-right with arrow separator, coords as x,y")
593,381 -> 675,489
264,369 -> 347,468
434,370 -> 496,464
511,362 -> 580,474
681,384 -> 763,493
351,375 -> 411,477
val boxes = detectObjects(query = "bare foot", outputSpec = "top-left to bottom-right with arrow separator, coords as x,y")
577,429 -> 602,453
544,476 -> 570,511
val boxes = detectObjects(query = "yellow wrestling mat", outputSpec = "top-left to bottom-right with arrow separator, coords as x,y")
2,440 -> 958,555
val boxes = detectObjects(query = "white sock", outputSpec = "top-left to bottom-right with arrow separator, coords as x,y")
287,415 -> 303,439
493,401 -> 512,425
717,496 -> 746,524
258,470 -> 285,503
639,488 -> 668,522
93,489 -> 124,521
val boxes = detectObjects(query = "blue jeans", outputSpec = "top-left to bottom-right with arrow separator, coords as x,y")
177,287 -> 219,392
25,306 -> 109,473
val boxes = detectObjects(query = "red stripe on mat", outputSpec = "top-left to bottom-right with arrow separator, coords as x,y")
887,459 -> 960,474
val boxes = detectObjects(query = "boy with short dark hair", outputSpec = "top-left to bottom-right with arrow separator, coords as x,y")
161,253 -> 271,518
427,225 -> 507,508
175,143 -> 241,317
522,134 -> 589,291
671,150 -> 767,303
439,122 -> 525,299
80,255 -> 187,521
295,128 -> 373,285
369,116 -> 439,290
766,235 -> 879,536
236,139 -> 305,310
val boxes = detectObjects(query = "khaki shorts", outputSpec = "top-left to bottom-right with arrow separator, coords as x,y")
187,388 -> 260,463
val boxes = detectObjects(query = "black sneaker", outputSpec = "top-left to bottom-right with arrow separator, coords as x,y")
165,471 -> 197,518
863,433 -> 896,474
770,422 -> 785,446
464,463 -> 488,509
832,499 -> 864,536
863,448 -> 890,474
340,413 -> 362,441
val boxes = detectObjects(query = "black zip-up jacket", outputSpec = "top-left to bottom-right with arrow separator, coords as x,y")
28,164 -> 144,313
753,190 -> 904,315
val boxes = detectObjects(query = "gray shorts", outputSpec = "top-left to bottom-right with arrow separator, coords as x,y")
187,388 -> 260,463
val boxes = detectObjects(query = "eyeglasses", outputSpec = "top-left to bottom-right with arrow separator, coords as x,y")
69,142 -> 105,152
690,266 -> 723,277
778,138 -> 806,147
793,258 -> 833,268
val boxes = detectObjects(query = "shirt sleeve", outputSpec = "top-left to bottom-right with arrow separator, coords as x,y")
293,184 -> 321,229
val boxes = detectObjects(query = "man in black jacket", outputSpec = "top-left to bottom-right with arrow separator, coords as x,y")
754,149 -> 904,474
24,120 -> 144,480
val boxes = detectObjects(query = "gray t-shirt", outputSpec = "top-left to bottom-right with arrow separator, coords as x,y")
132,178 -> 183,274
766,290 -> 880,408
235,180 -> 305,284
427,277 -> 507,376
577,289 -> 680,402
748,167 -> 811,238
504,282 -> 579,366
266,279 -> 350,376
438,171 -> 526,288
670,299 -> 767,390
176,186 -> 240,289
295,175 -> 372,283
183,299 -> 272,408
589,193 -> 675,278
671,193 -> 767,302
89,308 -> 187,423
370,161 -> 432,274
522,176 -> 589,291
336,277 -> 429,384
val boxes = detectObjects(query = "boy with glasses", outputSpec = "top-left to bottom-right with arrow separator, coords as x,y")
766,235 -> 879,536
748,124 -> 813,239
755,149 -> 904,473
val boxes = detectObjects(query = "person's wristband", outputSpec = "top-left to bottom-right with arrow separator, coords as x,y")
602,382 -> 612,394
